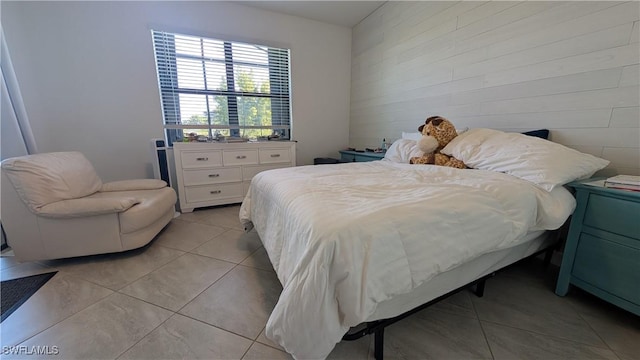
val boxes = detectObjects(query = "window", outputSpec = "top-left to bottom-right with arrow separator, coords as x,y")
151,30 -> 291,145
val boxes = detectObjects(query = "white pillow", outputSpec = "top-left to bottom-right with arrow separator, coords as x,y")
441,128 -> 610,191
384,139 -> 424,163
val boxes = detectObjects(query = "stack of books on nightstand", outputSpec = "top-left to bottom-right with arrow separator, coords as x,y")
604,175 -> 640,191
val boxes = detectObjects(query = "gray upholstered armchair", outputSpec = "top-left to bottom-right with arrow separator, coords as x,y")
1,152 -> 177,261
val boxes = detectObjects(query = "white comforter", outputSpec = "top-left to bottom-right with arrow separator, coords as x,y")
239,161 -> 575,359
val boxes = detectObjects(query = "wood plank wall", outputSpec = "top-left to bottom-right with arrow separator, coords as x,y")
350,1 -> 640,175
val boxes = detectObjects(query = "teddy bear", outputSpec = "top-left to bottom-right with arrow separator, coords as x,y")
409,116 -> 466,169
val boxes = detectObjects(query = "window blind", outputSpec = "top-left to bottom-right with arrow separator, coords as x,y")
151,30 -> 291,145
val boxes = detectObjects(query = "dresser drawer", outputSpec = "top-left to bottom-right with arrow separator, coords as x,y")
223,150 -> 258,166
583,194 -> 640,239
181,151 -> 223,168
259,148 -> 291,164
182,167 -> 242,186
572,233 -> 640,305
184,183 -> 243,203
242,164 -> 290,181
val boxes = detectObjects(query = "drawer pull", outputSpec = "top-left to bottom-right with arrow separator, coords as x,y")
270,154 -> 281,158
236,155 -> 247,159
210,190 -> 221,194
196,157 -> 208,161
208,174 -> 220,178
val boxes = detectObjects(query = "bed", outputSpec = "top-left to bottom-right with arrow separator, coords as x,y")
239,128 -> 609,360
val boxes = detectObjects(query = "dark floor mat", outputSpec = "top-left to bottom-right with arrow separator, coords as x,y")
1,271 -> 57,322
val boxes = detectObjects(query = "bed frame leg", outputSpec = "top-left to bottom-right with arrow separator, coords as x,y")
374,328 -> 384,360
473,279 -> 486,297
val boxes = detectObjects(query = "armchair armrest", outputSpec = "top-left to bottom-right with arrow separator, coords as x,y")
100,179 -> 167,192
37,197 -> 140,218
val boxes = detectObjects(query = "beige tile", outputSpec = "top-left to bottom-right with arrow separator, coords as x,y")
328,336 -> 372,360
471,275 -> 606,347
120,253 -> 234,311
430,289 -> 477,319
16,293 -> 171,359
256,328 -> 285,351
0,254 -> 21,270
377,308 -> 492,359
180,265 -> 282,340
581,312 -> 640,355
257,324 -> 370,359
120,314 -> 252,360
566,287 -> 634,319
1,273 -> 113,347
243,342 -> 292,360
191,229 -> 262,264
241,247 -> 274,272
180,205 -> 244,230
483,322 -> 619,360
153,219 -> 226,251
43,244 -> 184,290
0,261 -> 56,281
616,351 -> 638,360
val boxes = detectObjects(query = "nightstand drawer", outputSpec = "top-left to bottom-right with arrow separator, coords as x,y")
184,183 -> 243,203
223,150 -> 258,166
182,167 -> 242,186
341,153 -> 355,162
572,233 -> 640,304
181,151 -> 223,168
339,150 -> 385,162
584,194 -> 640,239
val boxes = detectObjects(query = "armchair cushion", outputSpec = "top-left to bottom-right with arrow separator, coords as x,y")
90,188 -> 177,233
1,152 -> 102,211
101,179 -> 167,192
37,197 -> 140,218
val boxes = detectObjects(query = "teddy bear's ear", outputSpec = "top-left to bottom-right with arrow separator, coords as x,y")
418,124 -> 425,132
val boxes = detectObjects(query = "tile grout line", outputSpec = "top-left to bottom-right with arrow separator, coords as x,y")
570,304 -> 620,355
8,245 -> 234,348
176,311 -> 259,344
4,270 -> 113,344
12,290 -> 122,348
469,291 -> 496,360
171,209 -> 285,357
6,207 -> 254,356
115,256 -> 241,314
240,341 -> 256,360
112,301 -> 177,360
478,317 -> 613,351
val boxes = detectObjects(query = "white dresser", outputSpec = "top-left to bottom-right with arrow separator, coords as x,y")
173,141 -> 296,212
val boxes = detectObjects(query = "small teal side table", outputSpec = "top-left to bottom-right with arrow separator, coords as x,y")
339,150 -> 385,162
555,178 -> 640,315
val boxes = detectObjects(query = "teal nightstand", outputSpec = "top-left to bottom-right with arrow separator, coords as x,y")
339,150 -> 385,162
555,179 -> 640,315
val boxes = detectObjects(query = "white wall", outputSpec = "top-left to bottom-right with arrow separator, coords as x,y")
1,1 -> 351,181
351,1 -> 640,175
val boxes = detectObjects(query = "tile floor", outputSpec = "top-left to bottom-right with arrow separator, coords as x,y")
1,204 -> 638,360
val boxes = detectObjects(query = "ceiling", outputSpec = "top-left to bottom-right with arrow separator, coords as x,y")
237,1 -> 386,28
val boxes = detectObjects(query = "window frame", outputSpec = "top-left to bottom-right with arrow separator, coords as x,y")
151,30 -> 292,145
